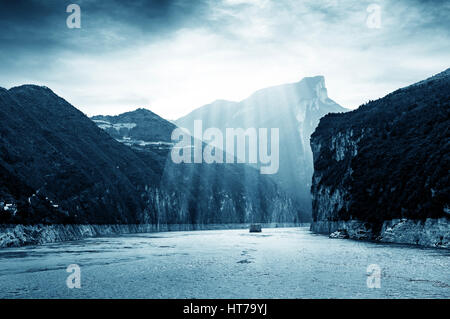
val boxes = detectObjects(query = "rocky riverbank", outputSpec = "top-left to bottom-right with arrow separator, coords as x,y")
0,223 -> 306,248
309,70 -> 450,250
311,218 -> 450,248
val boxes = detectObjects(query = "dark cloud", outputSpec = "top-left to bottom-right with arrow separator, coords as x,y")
0,0 -> 448,117
0,0 -> 212,85
0,0 -> 208,57
1,0 -> 448,62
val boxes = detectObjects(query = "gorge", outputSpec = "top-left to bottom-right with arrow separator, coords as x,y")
1,70 -> 449,249
310,69 -> 450,248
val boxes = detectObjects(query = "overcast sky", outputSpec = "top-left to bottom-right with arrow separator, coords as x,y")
0,0 -> 449,119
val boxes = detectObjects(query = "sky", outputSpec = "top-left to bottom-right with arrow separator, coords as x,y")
0,0 -> 449,119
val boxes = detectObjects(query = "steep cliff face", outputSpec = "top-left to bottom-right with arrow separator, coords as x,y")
176,76 -> 347,215
310,69 -> 450,245
0,85 -> 302,231
310,127 -> 369,222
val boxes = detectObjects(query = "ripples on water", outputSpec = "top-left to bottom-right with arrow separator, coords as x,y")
0,227 -> 448,298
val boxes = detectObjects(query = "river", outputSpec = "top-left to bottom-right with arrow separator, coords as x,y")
0,227 -> 448,298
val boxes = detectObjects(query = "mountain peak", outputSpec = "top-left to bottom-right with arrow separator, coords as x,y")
7,85 -> 58,103
93,107 -> 164,122
91,107 -> 177,144
300,75 -> 325,83
133,107 -> 153,113
8,84 -> 53,94
298,75 -> 328,102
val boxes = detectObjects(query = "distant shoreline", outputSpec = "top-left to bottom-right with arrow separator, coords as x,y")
0,223 -> 309,248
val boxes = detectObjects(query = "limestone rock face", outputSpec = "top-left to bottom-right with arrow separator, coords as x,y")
310,69 -> 450,247
176,76 -> 347,217
311,218 -> 450,248
378,218 -> 450,248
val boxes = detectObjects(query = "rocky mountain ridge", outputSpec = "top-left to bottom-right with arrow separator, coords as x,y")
310,69 -> 450,247
176,76 -> 347,215
0,85 -> 304,230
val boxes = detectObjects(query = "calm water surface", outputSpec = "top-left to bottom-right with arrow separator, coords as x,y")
0,227 -> 448,298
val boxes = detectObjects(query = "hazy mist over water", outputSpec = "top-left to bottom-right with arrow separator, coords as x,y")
1,228 -> 448,298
